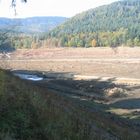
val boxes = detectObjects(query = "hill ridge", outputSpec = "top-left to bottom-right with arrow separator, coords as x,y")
0,16 -> 67,34
46,0 -> 140,47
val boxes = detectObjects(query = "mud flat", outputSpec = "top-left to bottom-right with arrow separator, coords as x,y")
1,47 -> 140,79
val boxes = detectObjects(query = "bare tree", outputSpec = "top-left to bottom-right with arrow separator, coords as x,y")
12,0 -> 27,6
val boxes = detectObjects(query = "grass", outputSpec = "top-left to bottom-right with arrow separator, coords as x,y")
0,69 -> 140,140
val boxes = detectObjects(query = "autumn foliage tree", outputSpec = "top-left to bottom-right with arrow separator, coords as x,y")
91,39 -> 97,47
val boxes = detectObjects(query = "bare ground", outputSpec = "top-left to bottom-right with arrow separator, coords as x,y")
1,47 -> 140,127
1,47 -> 140,78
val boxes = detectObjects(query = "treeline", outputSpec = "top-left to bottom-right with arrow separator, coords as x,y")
1,28 -> 140,50
0,34 -> 47,50
10,35 -> 61,49
45,28 -> 140,47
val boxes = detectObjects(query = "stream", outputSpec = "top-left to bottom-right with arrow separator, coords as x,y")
13,73 -> 44,81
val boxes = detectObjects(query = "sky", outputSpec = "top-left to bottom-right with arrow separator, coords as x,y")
0,0 -> 118,18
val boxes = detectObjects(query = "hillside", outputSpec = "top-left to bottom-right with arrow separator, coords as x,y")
0,16 -> 67,34
0,69 -> 140,139
46,0 -> 140,47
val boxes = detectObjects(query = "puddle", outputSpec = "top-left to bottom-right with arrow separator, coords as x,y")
13,73 -> 43,81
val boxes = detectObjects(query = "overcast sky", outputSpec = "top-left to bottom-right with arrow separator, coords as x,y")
0,0 -> 118,18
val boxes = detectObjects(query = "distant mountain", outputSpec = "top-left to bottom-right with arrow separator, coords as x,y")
0,16 -> 67,34
47,0 -> 140,47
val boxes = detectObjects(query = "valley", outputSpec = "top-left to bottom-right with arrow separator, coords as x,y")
1,47 -> 140,133
0,0 -> 140,139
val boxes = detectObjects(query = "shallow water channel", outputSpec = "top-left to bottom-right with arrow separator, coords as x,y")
13,73 -> 44,81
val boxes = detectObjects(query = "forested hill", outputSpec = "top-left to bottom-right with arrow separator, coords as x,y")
47,0 -> 140,47
0,16 -> 67,34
